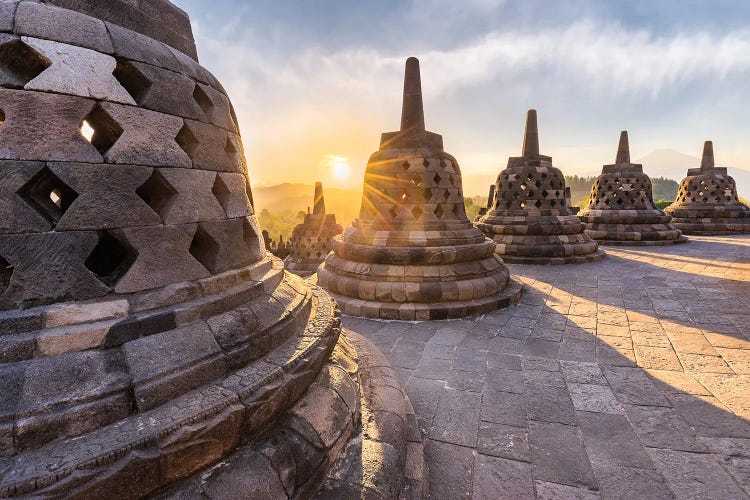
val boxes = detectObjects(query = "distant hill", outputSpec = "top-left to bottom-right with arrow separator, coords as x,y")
253,183 -> 362,229
637,149 -> 750,200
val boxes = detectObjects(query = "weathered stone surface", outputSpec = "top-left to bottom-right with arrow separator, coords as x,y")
96,102 -> 191,167
22,37 -> 134,104
0,89 -> 102,162
181,119 -> 243,172
194,82 -> 235,131
0,2 -> 17,33
51,163 -> 161,230
115,60 -> 203,119
154,168 -> 226,224
14,2 -> 114,53
0,231 -> 109,309
0,161 -> 52,234
112,224 -> 211,293
107,21 -> 181,72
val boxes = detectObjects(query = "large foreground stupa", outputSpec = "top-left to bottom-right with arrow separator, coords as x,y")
0,2 -> 425,498
317,58 -> 521,320
475,110 -> 604,264
665,141 -> 750,234
578,131 -> 687,245
285,182 -> 343,277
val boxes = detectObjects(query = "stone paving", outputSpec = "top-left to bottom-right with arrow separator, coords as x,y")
343,235 -> 750,499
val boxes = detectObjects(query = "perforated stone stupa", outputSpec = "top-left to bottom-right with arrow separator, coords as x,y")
0,2 -> 425,498
665,141 -> 750,234
578,131 -> 687,245
317,57 -> 521,320
285,182 -> 343,277
475,110 -> 605,264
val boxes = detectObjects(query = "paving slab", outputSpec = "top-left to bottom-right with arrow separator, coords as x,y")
345,235 -> 750,499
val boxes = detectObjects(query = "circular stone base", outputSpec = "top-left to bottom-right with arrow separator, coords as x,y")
328,279 -> 523,321
596,236 -> 689,246
671,223 -> 750,236
501,249 -> 606,265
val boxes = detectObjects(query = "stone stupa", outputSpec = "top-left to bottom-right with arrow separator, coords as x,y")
0,2 -> 425,498
285,182 -> 343,277
317,57 -> 521,320
665,141 -> 750,234
578,131 -> 687,245
475,110 -> 605,264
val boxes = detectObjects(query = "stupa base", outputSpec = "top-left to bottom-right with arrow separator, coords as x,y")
595,236 -> 689,246
152,330 -> 428,500
669,219 -> 750,235
325,279 -> 523,321
501,249 -> 606,265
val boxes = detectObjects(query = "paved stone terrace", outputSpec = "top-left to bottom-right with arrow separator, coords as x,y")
343,235 -> 750,499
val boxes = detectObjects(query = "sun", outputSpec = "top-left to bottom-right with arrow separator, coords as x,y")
329,156 -> 352,180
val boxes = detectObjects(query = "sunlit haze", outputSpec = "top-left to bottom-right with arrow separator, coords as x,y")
175,0 -> 750,196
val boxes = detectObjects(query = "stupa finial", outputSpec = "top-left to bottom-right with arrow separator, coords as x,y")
522,109 -> 539,157
616,131 -> 630,164
313,181 -> 325,214
701,141 -> 715,170
400,57 -> 425,133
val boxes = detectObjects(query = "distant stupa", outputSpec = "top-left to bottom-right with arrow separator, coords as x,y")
475,110 -> 604,264
284,182 -> 342,276
317,57 -> 521,320
665,141 -> 750,234
578,131 -> 687,245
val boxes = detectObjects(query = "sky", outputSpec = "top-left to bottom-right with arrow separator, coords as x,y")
175,0 -> 750,194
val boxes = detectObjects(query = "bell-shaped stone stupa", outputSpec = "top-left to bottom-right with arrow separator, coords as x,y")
0,2 -> 425,498
285,182 -> 343,277
578,131 -> 687,245
475,110 -> 605,264
317,57 -> 521,320
664,141 -> 750,234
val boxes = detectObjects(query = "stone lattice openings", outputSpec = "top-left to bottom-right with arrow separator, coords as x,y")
317,57 -> 522,320
475,110 -> 605,264
0,2 -> 428,498
665,141 -> 750,235
284,182 -> 343,277
578,131 -> 687,245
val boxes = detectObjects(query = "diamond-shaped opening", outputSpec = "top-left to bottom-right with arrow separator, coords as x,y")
225,136 -> 238,154
82,105 -> 123,155
0,255 -> 13,294
212,174 -> 232,214
18,167 -> 78,223
402,161 -> 410,170
176,122 -> 199,157
423,189 -> 433,202
411,206 -> 424,219
423,159 -> 430,168
400,192 -> 409,203
0,39 -> 51,88
193,83 -> 214,118
190,225 -> 220,273
389,205 -> 399,218
112,61 -> 152,103
85,231 -> 137,286
434,205 -> 444,218
411,175 -> 423,188
452,204 -> 461,216
0,108 -> 5,126
434,173 -> 442,184
444,189 -> 451,201
242,218 -> 261,251
439,159 -> 447,169
520,183 -> 527,191
535,199 -> 542,208
137,170 -> 177,218
520,202 -> 526,209
541,189 -> 549,198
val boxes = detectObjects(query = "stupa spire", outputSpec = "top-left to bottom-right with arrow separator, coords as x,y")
522,109 -> 539,157
313,181 -> 325,214
616,131 -> 630,164
701,141 -> 715,170
400,57 -> 425,133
